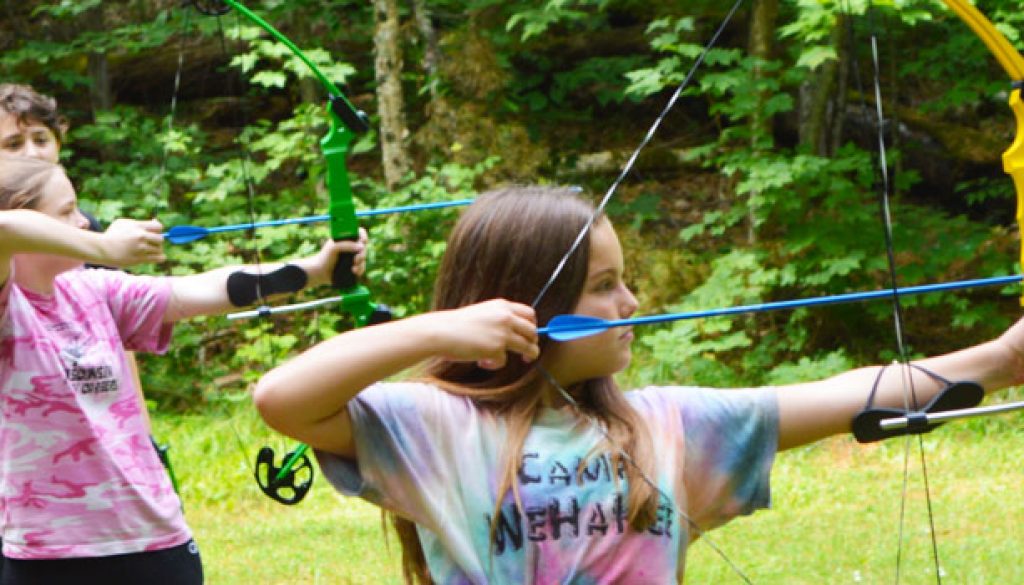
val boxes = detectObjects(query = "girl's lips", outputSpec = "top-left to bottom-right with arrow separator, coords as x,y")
619,328 -> 634,341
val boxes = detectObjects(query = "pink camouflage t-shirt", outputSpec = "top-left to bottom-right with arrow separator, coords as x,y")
317,382 -> 778,584
0,267 -> 190,559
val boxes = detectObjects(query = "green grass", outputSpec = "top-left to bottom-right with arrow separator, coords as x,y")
153,403 -> 1024,584
152,405 -> 404,584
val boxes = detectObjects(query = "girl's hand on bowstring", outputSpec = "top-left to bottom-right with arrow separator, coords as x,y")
305,228 -> 369,287
429,299 -> 540,369
101,219 -> 166,267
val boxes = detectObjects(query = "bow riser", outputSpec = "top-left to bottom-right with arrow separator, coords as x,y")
941,0 -> 1024,302
1007,89 -> 1024,271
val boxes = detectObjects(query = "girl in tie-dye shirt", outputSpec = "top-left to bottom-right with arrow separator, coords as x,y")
256,186 -> 1024,584
0,156 -> 367,585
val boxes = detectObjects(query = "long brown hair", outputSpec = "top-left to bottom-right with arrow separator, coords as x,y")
0,156 -> 63,211
391,186 -> 660,584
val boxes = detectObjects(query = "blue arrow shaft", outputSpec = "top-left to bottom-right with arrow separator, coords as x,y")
203,213 -> 330,236
164,198 -> 474,241
538,275 -> 1023,336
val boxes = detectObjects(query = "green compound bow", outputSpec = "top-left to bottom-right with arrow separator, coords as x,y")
189,0 -> 391,505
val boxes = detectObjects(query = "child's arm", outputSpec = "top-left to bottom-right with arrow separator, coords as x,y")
253,299 -> 540,459
161,235 -> 367,323
775,317 -> 1024,450
0,210 -> 164,282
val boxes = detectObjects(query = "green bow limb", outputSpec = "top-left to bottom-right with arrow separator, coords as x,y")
217,0 -> 387,326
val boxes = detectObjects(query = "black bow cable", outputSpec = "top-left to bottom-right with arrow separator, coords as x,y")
857,4 -> 944,582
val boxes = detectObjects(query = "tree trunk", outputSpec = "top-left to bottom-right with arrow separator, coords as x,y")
748,0 -> 778,144
373,0 -> 411,189
746,0 -> 779,245
410,0 -> 441,103
828,13 -> 850,157
86,6 -> 114,113
799,15 -> 846,157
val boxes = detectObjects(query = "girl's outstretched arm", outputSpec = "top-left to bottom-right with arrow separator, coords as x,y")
775,316 -> 1024,450
162,234 -> 366,323
0,210 -> 164,283
253,299 -> 540,459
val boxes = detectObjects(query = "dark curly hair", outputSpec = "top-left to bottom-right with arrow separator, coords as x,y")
0,84 -> 69,142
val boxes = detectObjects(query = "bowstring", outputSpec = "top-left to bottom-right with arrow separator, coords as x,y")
157,6 -> 190,209
858,3 -> 943,582
173,2 -> 292,490
215,10 -> 268,308
530,1 -> 752,582
530,0 -> 745,309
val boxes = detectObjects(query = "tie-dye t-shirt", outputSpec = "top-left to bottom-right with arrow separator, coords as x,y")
0,268 -> 190,559
317,382 -> 777,584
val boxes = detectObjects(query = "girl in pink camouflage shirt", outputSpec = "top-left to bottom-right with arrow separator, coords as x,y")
0,156 -> 365,585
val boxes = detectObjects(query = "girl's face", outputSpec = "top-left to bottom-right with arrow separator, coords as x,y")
0,112 -> 61,163
545,217 -> 639,385
18,169 -> 90,276
34,169 -> 89,230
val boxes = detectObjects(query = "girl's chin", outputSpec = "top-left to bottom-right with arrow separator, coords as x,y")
606,352 -> 632,376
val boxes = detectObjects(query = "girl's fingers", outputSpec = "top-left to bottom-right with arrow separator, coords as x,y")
477,356 -> 505,370
510,333 -> 540,363
140,219 -> 164,233
333,239 -> 365,253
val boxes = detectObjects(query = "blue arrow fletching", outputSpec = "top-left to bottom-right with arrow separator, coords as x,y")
164,225 -> 210,245
541,314 -> 611,341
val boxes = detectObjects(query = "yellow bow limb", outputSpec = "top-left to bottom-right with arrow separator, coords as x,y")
941,0 -> 1024,303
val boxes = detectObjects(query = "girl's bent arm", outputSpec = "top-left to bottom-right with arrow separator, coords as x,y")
253,299 -> 539,459
775,317 -> 1024,450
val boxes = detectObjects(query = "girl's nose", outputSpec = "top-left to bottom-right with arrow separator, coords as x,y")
75,210 -> 90,230
621,284 -> 639,318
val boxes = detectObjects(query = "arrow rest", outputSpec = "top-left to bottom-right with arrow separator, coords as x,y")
254,446 -> 314,505
186,0 -> 230,16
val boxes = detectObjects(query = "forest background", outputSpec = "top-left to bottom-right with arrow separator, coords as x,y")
2,0 -> 1024,583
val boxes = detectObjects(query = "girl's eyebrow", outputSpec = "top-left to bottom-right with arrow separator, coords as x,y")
586,266 -> 618,282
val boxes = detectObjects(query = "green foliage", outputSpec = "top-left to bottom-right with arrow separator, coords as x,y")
1,6 -> 175,90
4,0 -> 1021,406
617,9 -> 1015,388
227,24 -> 358,90
506,0 -> 612,41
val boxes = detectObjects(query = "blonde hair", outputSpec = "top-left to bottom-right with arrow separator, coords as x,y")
0,156 -> 64,211
392,186 -> 659,584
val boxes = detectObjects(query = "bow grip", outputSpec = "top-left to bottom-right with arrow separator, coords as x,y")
331,237 -> 359,290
